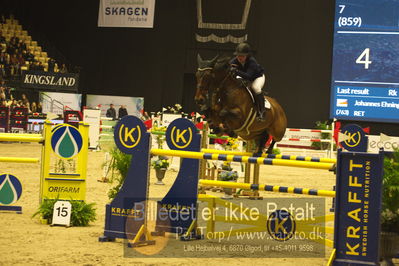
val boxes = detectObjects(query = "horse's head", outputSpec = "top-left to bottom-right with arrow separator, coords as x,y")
195,54 -> 219,109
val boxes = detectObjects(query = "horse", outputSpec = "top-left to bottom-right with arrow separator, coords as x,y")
195,54 -> 287,154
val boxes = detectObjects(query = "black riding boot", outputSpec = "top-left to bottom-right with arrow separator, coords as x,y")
255,93 -> 266,121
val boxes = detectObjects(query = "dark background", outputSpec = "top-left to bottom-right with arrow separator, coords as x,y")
2,0 -> 397,134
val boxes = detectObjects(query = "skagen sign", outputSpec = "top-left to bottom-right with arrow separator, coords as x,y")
22,71 -> 79,91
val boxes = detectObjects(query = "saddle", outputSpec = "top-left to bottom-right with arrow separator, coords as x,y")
238,78 -> 271,109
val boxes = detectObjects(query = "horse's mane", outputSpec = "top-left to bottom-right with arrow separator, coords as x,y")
214,56 -> 232,72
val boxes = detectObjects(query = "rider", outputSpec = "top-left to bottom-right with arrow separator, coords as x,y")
230,42 -> 266,121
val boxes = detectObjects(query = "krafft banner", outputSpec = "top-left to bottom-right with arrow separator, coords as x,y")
98,0 -> 156,28
21,71 -> 79,91
333,150 -> 384,265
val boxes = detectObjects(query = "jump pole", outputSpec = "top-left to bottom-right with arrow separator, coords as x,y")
0,134 -> 43,163
150,149 -> 335,170
0,157 -> 39,163
0,133 -> 43,142
201,148 -> 337,163
199,179 -> 336,198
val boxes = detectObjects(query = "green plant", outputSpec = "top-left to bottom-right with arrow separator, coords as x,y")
271,148 -> 281,155
152,156 -> 169,170
381,149 -> 399,233
70,201 -> 97,226
54,158 -> 76,173
54,159 -> 66,173
32,198 -> 58,222
222,137 -> 240,150
155,135 -> 166,149
221,161 -> 232,171
68,159 -> 76,172
218,170 -> 238,181
311,120 -> 334,150
106,147 -> 132,200
151,125 -> 167,148
32,199 -> 96,226
219,162 -> 238,181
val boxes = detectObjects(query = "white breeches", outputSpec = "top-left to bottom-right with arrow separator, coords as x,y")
251,74 -> 265,95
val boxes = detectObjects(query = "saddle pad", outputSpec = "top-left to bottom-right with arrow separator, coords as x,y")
264,98 -> 271,109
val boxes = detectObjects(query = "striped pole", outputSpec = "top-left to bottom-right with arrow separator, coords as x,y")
151,149 -> 335,170
0,157 -> 40,163
201,148 -> 336,163
199,180 -> 336,198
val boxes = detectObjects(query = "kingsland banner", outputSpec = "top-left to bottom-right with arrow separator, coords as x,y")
22,71 -> 79,91
98,0 -> 156,28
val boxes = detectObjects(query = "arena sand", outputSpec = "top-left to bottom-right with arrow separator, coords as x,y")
0,143 -> 343,265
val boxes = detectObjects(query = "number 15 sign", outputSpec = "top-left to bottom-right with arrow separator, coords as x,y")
51,201 -> 72,227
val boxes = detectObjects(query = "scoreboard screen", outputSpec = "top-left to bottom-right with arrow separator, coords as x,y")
330,0 -> 399,123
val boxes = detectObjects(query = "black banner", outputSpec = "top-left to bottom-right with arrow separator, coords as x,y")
21,71 -> 79,91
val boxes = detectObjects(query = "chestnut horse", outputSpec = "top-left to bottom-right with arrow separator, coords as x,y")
195,55 -> 287,153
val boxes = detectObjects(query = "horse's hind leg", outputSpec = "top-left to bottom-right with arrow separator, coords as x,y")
266,140 -> 276,154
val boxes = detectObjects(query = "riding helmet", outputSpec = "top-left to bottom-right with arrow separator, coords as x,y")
234,42 -> 251,56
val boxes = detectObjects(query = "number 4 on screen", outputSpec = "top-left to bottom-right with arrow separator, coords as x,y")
356,48 -> 372,69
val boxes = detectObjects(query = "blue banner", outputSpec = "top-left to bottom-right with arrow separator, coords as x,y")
330,0 -> 399,123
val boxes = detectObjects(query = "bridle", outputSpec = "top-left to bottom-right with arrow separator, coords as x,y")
197,64 -> 239,110
196,67 -> 214,110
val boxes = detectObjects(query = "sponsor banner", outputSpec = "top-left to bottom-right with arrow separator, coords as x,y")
22,71 -> 79,91
368,135 -> 399,152
86,94 -> 144,118
39,92 -> 82,115
98,0 -> 156,28
83,109 -> 101,149
340,124 -> 368,152
333,151 -> 383,265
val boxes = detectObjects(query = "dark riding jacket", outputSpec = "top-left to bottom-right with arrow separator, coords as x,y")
106,107 -> 116,120
230,56 -> 264,81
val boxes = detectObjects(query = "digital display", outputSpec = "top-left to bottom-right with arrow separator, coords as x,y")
330,0 -> 399,123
